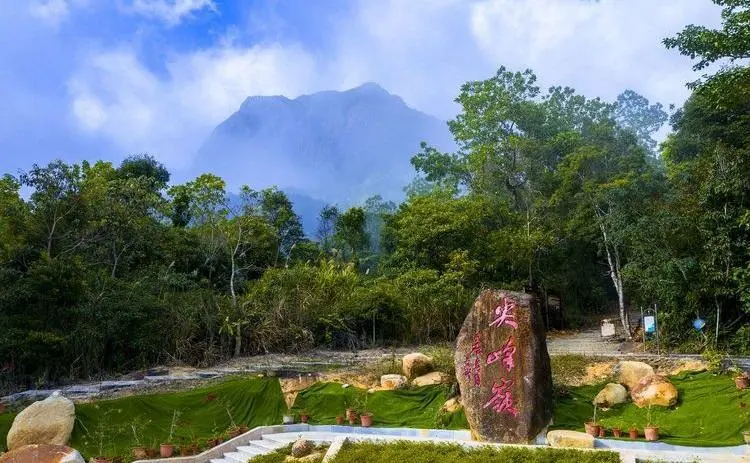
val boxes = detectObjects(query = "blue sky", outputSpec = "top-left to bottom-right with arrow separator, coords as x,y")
0,0 -> 721,181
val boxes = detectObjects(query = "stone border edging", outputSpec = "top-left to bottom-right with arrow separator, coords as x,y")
133,424 -> 750,463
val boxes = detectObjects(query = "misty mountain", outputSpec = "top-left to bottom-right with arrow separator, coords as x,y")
194,83 -> 454,234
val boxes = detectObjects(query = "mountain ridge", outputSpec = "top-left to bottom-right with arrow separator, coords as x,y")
193,82 -> 455,234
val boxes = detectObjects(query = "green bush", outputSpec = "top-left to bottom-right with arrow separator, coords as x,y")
330,441 -> 620,463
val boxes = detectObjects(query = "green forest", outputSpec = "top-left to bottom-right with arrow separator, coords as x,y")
1,0 -> 749,391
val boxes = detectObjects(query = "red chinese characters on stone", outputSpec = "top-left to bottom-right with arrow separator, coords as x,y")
489,297 -> 518,329
483,378 -> 519,417
486,336 -> 516,372
463,332 -> 483,387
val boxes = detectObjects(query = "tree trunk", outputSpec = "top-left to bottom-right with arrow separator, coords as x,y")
234,331 -> 242,357
599,219 -> 632,340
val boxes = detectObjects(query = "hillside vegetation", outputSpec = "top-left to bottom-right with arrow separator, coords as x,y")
1,0 -> 749,392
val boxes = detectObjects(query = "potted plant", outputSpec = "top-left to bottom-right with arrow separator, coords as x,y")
130,417 -> 151,460
359,393 -> 374,428
335,415 -> 345,425
160,410 -> 180,458
628,425 -> 638,439
179,437 -> 190,457
611,427 -> 622,438
734,371 -> 750,390
345,398 -> 357,424
598,427 -> 606,438
299,410 -> 311,423
584,404 -> 600,437
644,405 -> 659,441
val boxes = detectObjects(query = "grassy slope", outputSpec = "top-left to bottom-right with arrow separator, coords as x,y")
290,382 -> 467,429
1,376 -> 286,458
327,441 -> 620,463
552,371 -> 749,447
1,370 -> 745,459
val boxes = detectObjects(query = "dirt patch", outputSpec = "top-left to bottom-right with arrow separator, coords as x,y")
581,361 -> 616,385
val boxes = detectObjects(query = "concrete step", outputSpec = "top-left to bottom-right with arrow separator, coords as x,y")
235,445 -> 266,456
224,450 -> 257,463
210,459 -> 233,463
247,439 -> 287,452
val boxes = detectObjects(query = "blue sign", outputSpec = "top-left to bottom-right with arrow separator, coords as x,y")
693,317 -> 706,331
644,316 -> 656,334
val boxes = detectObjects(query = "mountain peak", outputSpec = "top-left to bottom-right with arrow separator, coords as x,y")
349,82 -> 389,94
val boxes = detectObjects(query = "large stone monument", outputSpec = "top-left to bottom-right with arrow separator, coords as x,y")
454,289 -> 553,443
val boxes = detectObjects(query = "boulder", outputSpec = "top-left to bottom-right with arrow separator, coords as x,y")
291,439 -> 314,458
593,383 -> 628,408
380,374 -> 407,390
455,289 -> 553,444
402,353 -> 433,378
6,393 -> 75,450
412,372 -> 450,387
631,374 -> 678,408
546,430 -> 595,449
618,361 -> 655,390
0,445 -> 84,463
441,397 -> 462,414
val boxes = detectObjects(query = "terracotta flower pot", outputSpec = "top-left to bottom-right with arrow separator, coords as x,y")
131,447 -> 148,460
612,428 -> 622,438
598,427 -> 606,438
743,431 -> 750,445
735,376 -> 750,390
159,444 -> 174,458
0,403 -> 5,415
346,408 -> 356,421
644,426 -> 659,441
145,448 -> 158,458
179,446 -> 190,457
628,428 -> 638,439
335,415 -> 345,425
300,414 -> 310,423
584,421 -> 600,437
93,457 -> 110,463
360,413 -> 373,428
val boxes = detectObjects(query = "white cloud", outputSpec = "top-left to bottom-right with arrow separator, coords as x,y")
29,0 -> 71,25
128,0 -> 217,26
66,0 -> 723,174
468,0 -> 721,107
68,42 -> 317,168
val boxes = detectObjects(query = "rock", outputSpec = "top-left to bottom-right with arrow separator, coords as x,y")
291,439 -> 314,458
412,372 -> 450,387
0,445 -> 84,463
593,383 -> 628,408
631,374 -> 678,408
546,430 -> 595,449
441,397 -> 462,414
455,289 -> 553,444
380,374 -> 407,390
402,353 -> 434,378
6,393 -> 75,450
618,361 -> 655,390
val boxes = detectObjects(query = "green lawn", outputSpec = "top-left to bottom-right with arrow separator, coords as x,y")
1,376 -> 286,458
551,371 -> 749,447
1,370 -> 745,461
290,382 -> 467,429
312,441 -> 619,463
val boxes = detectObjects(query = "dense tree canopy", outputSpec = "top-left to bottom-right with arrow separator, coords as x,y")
1,0 -> 749,391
